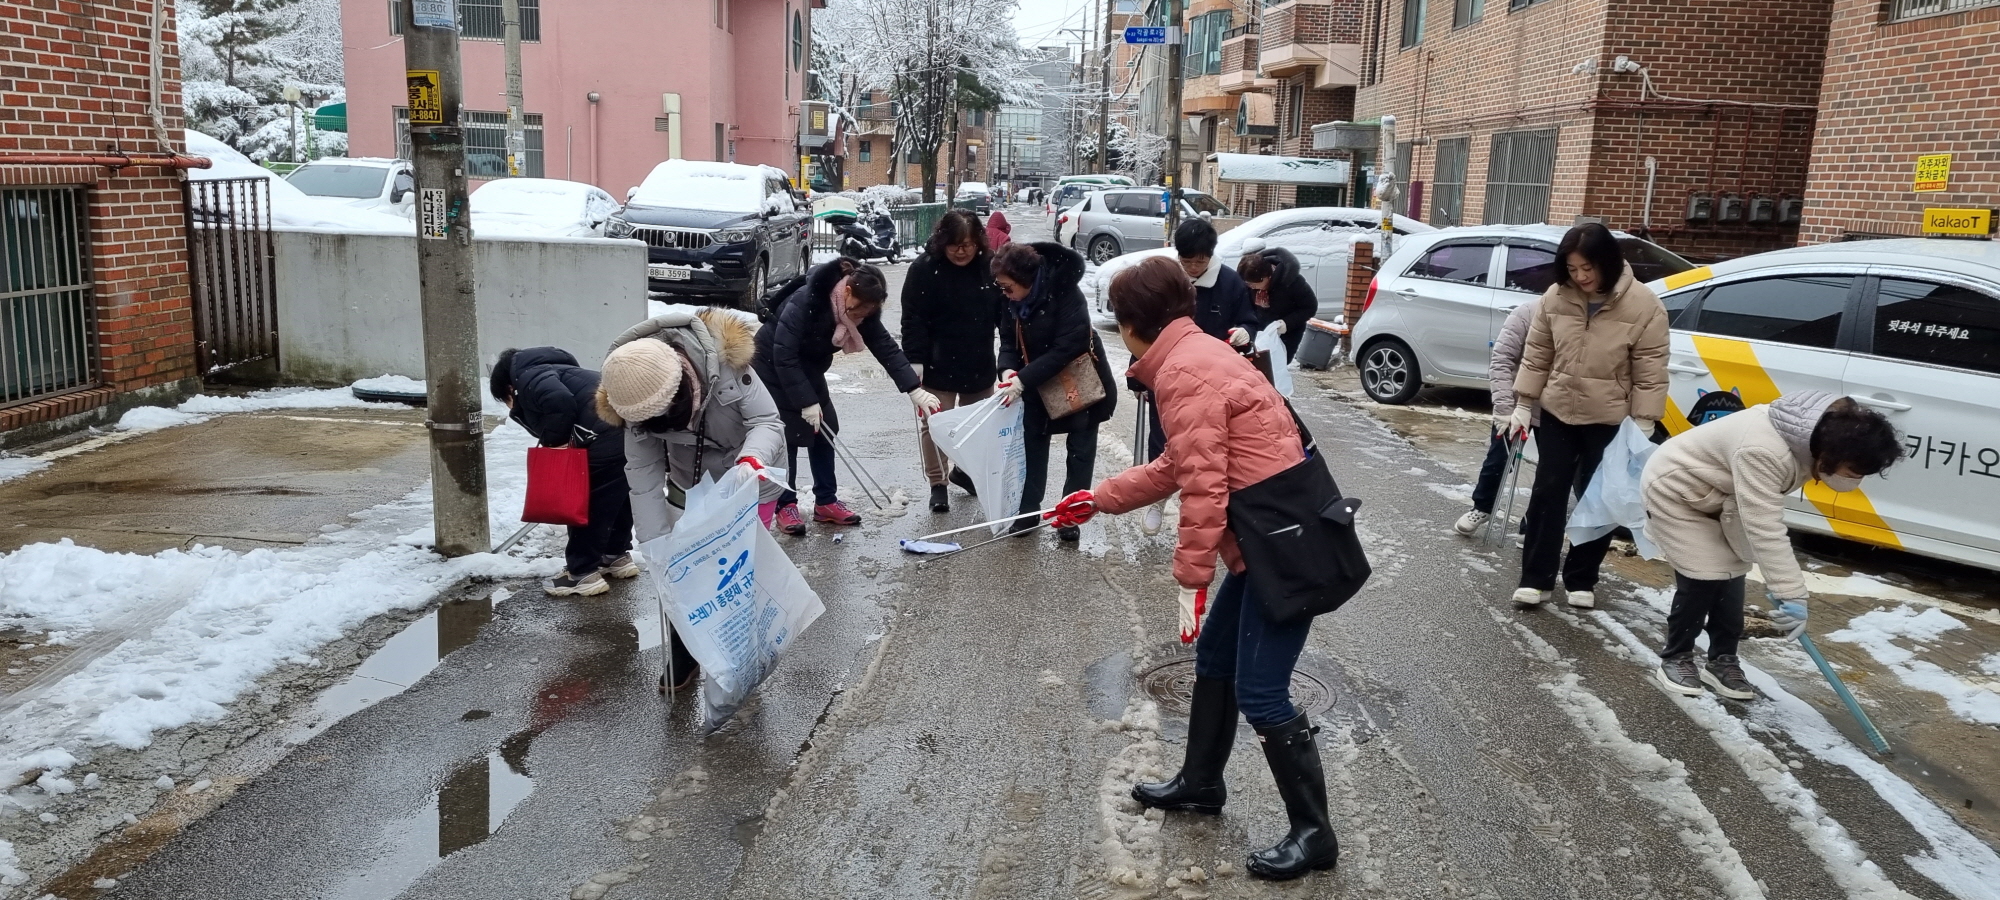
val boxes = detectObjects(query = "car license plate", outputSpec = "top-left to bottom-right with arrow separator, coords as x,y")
649,264 -> 691,281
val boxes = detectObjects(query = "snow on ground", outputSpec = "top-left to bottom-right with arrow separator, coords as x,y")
350,374 -> 428,395
0,838 -> 23,886
115,386 -> 405,433
1825,605 -> 2000,726
0,396 -> 560,794
0,455 -> 48,486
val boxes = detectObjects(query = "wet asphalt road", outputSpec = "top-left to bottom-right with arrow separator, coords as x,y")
98,208 -> 1990,900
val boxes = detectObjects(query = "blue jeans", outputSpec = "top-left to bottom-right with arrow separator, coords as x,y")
1193,572 -> 1315,729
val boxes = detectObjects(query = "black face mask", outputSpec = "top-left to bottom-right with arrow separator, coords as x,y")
639,381 -> 696,434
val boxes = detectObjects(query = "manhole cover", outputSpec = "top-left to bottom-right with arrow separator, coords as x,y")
1138,659 -> 1335,717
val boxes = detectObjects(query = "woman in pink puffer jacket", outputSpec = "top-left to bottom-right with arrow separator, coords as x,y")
1045,256 -> 1337,881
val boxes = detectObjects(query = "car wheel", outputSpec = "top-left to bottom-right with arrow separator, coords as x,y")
742,259 -> 768,314
1359,338 -> 1422,405
1087,235 -> 1121,264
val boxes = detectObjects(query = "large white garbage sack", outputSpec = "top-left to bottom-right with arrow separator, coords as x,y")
1567,417 -> 1661,559
1254,327 -> 1294,398
641,465 -> 824,729
926,395 -> 1028,535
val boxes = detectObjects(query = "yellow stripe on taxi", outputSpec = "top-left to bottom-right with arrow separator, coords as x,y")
1660,265 -> 1713,292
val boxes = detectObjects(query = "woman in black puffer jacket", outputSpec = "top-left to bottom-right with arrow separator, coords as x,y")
901,210 -> 1005,512
992,241 -> 1117,541
490,347 -> 634,598
1236,246 -> 1318,359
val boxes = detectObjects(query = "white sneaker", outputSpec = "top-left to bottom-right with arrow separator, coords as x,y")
1565,590 -> 1596,609
1511,588 -> 1547,607
1453,509 -> 1490,536
1142,502 -> 1164,535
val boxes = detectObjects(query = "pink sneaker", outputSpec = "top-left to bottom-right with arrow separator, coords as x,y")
813,500 -> 862,526
774,503 -> 807,535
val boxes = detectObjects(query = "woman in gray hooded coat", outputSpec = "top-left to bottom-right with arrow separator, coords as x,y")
596,307 -> 788,688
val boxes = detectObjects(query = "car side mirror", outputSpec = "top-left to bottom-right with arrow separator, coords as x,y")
389,172 -> 415,204
1200,211 -> 1213,221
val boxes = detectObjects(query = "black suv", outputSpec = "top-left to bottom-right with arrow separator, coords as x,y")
609,162 -> 811,311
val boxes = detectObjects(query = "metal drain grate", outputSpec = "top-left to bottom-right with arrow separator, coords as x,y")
1138,658 -> 1335,718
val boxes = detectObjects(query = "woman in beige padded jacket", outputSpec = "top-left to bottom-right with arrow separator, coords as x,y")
1505,224 -> 1670,611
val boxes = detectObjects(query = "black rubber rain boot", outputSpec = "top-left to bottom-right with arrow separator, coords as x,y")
1246,712 -> 1339,880
929,485 -> 949,513
1131,676 -> 1237,813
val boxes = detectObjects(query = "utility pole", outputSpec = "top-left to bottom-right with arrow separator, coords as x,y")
402,0 -> 490,557
1165,0 -> 1184,236
502,0 -> 527,177
1097,0 -> 1112,172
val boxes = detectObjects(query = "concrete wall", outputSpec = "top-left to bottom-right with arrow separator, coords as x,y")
274,230 -> 647,384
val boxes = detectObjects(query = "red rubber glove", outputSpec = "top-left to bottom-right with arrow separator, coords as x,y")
1044,489 -> 1097,528
1177,586 -> 1207,644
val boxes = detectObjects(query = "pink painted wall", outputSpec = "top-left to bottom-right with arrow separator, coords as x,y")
341,0 -> 808,196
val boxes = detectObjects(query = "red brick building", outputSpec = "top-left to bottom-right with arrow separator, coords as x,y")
1798,0 -> 2000,243
0,0 -> 200,440
1194,0 -> 1365,214
1352,0 -> 1834,262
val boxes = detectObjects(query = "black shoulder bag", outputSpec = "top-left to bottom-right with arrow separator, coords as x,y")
1225,404 -> 1371,623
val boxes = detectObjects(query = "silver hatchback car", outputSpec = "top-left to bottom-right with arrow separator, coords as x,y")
1349,224 -> 1694,404
1068,188 -> 1229,264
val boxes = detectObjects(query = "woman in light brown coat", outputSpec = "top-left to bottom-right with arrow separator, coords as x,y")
1505,224 -> 1669,609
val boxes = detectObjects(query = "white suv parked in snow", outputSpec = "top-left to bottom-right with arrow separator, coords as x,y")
285,157 -> 417,217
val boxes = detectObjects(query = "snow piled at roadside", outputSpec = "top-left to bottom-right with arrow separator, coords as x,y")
0,838 -> 24,886
116,386 -> 405,432
1826,605 -> 2000,726
0,454 -> 48,486
0,418 -> 558,791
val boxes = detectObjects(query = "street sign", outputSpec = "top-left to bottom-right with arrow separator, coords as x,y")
406,70 -> 443,125
1921,207 -> 1992,236
1124,26 -> 1166,44
419,188 -> 448,240
411,0 -> 454,28
1914,153 -> 1952,192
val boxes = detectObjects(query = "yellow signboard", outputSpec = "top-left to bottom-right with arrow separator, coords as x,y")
1914,153 -> 1951,192
406,70 -> 443,126
1921,207 -> 1992,236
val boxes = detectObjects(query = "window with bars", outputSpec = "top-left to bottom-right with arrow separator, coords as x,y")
390,0 -> 540,40
1483,129 -> 1556,225
1430,137 -> 1468,226
395,108 -> 545,178
1394,141 -> 1414,216
1402,0 -> 1427,47
1890,0 -> 2000,18
1,187 -> 94,407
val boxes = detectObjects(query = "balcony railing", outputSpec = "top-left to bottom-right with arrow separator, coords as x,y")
1891,0 -> 2000,19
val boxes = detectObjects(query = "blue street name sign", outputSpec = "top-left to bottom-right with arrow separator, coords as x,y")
1124,26 -> 1167,44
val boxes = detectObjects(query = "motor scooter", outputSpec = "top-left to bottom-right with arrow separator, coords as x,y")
835,206 -> 900,263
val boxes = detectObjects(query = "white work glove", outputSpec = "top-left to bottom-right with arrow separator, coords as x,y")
1492,413 -> 1511,437
1227,327 -> 1250,348
1506,404 -> 1534,439
908,387 -> 942,416
1176,585 -> 1208,644
1769,597 -> 1809,640
1270,321 -> 1287,336
996,369 -> 1023,407
801,403 -> 824,432
912,363 -> 925,380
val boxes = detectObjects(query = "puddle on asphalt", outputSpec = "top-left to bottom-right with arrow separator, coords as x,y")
322,750 -> 535,900
286,593 -> 498,744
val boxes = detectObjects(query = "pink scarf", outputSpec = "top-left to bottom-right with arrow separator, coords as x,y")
830,278 -> 867,354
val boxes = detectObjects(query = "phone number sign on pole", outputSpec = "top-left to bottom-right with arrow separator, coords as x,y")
1124,26 -> 1167,44
420,188 -> 449,241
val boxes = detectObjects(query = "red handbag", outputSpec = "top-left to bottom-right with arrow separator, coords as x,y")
522,446 -> 591,526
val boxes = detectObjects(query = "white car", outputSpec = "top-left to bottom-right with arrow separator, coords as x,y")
470,177 -> 622,238
1351,224 -> 1694,404
1086,207 -> 1434,318
285,157 -> 417,217
1645,239 -> 2000,572
1066,188 -> 1229,263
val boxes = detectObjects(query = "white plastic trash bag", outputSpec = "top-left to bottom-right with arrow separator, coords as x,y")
640,465 -> 825,730
926,394 -> 1027,535
1566,417 -> 1661,559
1254,327 -> 1293,398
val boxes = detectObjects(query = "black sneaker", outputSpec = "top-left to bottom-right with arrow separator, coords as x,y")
547,569 -> 608,597
1701,655 -> 1756,701
1655,654 -> 1704,696
1057,524 -> 1080,542
948,468 -> 978,496
930,484 -> 949,513
1008,514 -> 1040,535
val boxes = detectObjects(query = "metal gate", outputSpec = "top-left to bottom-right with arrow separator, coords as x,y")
184,177 -> 279,373
0,186 -> 96,409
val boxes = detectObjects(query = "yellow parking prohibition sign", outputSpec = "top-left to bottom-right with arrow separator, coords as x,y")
1914,153 -> 1951,192
407,70 -> 443,126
